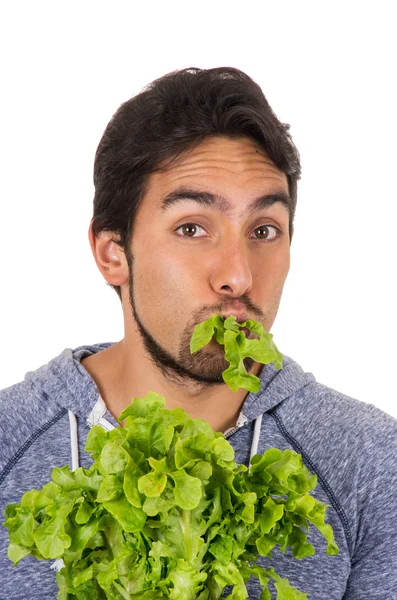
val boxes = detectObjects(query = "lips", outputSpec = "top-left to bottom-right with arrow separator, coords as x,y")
221,313 -> 253,337
221,312 -> 250,324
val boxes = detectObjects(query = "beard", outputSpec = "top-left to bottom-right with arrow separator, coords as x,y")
126,255 -> 264,388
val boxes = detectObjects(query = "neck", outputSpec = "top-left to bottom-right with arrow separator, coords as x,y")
81,337 -> 261,433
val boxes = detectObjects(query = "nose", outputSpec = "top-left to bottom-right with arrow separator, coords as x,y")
209,238 -> 253,298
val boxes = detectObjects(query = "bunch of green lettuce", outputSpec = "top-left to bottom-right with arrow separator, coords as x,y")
3,315 -> 338,599
190,315 -> 283,393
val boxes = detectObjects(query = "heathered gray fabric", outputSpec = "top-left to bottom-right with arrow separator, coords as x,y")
1,342 -> 396,599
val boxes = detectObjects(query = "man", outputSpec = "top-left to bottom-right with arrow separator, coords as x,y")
1,67 -> 396,599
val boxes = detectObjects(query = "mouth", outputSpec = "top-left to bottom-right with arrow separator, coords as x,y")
220,314 -> 254,338
221,312 -> 250,324
240,326 -> 251,337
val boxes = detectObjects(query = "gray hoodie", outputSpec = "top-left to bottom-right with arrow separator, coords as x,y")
1,342 -> 397,599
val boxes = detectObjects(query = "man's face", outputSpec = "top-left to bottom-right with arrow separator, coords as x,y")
125,136 -> 291,387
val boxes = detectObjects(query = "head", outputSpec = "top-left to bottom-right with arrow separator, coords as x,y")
90,67 -> 301,386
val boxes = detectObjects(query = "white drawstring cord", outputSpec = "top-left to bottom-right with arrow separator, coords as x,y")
51,410 -> 79,574
68,410 -> 79,471
52,403 -> 114,575
68,397 -> 114,480
249,413 -> 263,469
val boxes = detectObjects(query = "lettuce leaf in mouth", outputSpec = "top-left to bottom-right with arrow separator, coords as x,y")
3,316 -> 338,599
190,314 -> 283,392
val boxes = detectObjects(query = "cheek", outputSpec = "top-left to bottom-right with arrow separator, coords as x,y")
133,243 -> 201,317
253,249 -> 290,299
133,245 -> 207,350
276,251 -> 291,282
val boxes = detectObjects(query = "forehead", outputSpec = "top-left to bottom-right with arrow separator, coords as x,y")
144,136 -> 290,216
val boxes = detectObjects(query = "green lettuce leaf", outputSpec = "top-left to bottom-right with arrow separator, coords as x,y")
190,314 -> 283,392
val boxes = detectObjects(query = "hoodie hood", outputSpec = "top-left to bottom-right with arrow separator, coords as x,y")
24,342 -> 119,429
241,354 -> 316,421
24,342 -> 316,425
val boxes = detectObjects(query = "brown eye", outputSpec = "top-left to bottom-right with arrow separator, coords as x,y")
252,225 -> 279,240
181,224 -> 197,236
175,223 -> 207,238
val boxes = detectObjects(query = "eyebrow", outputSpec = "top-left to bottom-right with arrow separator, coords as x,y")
160,187 -> 291,216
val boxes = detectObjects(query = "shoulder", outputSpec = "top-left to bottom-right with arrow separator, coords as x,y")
278,379 -> 397,451
272,378 -> 397,559
0,372 -> 67,473
273,378 -> 397,508
0,342 -> 111,472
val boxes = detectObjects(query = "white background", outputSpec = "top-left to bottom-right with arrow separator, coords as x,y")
0,2 -> 395,417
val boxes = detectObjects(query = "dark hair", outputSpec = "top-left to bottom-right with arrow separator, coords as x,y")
92,67 -> 301,300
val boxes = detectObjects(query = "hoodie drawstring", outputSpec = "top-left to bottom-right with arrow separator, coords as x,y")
67,397 -> 115,473
250,413 -> 263,466
52,411 -> 79,574
52,405 -> 110,573
68,410 -> 79,471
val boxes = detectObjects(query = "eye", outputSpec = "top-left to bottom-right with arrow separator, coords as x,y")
175,222 -> 281,240
250,225 -> 280,241
175,223 -> 207,237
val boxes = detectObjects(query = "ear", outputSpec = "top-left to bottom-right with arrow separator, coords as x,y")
290,225 -> 294,244
88,221 -> 129,287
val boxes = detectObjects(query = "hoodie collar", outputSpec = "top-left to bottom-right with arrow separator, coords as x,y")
27,343 -> 314,427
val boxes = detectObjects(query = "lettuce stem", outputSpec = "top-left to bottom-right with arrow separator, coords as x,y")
182,509 -> 193,563
112,580 -> 132,599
